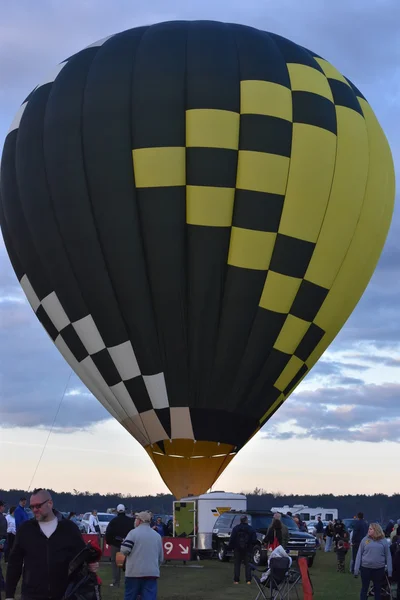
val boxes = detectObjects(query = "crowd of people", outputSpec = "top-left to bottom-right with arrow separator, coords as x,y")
227,510 -> 400,599
0,491 -> 164,600
1,493 -> 400,600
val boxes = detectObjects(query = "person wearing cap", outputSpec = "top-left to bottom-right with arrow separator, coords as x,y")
120,510 -> 164,600
14,497 -> 29,531
105,504 -> 135,588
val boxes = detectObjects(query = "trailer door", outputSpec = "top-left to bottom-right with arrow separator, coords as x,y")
173,501 -> 196,543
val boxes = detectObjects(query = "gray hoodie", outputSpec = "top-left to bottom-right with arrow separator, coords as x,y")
121,522 -> 164,578
354,536 -> 392,576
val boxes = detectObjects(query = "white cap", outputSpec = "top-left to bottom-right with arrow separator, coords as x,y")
117,504 -> 125,513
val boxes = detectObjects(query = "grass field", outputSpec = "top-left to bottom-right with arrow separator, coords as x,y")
99,549 -> 361,599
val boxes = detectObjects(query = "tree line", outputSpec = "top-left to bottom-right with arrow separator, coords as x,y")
1,488 -> 399,523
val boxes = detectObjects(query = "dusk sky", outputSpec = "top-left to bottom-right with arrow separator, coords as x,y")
1,0 -> 399,498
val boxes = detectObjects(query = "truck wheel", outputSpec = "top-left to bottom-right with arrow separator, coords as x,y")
252,544 -> 262,566
218,543 -> 230,562
307,556 -> 315,568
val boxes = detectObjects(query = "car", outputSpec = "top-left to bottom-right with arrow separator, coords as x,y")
341,518 -> 363,533
81,512 -> 116,535
212,510 -> 317,567
306,520 -> 329,534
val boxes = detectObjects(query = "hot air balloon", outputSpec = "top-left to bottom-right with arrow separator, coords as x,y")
0,21 -> 395,499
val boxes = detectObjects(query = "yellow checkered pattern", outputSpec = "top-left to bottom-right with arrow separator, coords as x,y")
130,46 -> 394,436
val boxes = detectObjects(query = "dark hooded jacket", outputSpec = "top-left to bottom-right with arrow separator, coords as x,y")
105,512 -> 135,548
6,510 -> 85,600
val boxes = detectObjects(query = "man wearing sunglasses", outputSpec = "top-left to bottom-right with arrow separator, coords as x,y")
5,488 -> 98,600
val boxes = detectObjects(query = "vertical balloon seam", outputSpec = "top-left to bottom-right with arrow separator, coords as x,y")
258,73 -> 371,428
258,62 -> 357,423
214,29 -> 289,424
229,34 -> 305,427
199,20 -> 241,429
51,56 -> 153,439
40,48 -> 153,446
44,49 -> 138,428
133,22 -> 182,407
185,20 -> 238,422
130,23 -> 186,450
8,82 -> 120,424
185,22 -> 238,464
240,46 -> 363,437
81,29 -> 157,448
122,26 -> 164,448
209,24 -> 261,419
183,24 -> 204,464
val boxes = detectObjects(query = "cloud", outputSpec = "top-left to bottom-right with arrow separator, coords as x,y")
0,282 -> 109,431
266,382 -> 400,442
309,360 -> 369,377
346,354 -> 400,368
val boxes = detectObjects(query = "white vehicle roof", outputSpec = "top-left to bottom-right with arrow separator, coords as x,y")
179,491 -> 247,502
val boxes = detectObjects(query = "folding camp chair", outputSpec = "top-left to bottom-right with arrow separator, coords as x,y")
251,557 -> 302,600
367,570 -> 394,598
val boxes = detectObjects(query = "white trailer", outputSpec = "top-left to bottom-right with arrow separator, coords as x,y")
271,504 -> 338,522
174,491 -> 247,551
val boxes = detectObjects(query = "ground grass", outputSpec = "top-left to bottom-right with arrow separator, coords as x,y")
99,549 -> 361,599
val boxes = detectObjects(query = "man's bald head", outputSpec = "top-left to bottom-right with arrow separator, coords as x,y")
31,488 -> 52,502
30,488 -> 54,522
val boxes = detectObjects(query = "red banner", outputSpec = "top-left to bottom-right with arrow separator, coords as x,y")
298,557 -> 313,600
102,540 -> 111,558
163,537 -> 192,560
82,533 -> 99,545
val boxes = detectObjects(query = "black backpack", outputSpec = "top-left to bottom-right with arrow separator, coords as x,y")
237,528 -> 250,550
63,543 -> 102,600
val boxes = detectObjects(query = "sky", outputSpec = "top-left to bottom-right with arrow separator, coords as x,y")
1,0 -> 399,499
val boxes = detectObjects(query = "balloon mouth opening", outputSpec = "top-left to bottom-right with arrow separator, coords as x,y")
145,439 -> 237,459
145,439 -> 238,498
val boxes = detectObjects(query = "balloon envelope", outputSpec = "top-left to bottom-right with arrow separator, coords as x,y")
0,21 -> 395,498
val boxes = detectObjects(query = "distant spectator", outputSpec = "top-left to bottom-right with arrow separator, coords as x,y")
293,514 -> 307,532
105,504 -> 135,588
390,532 -> 400,597
354,523 -> 392,600
385,520 -> 395,538
152,517 -> 165,537
228,515 -> 257,585
88,510 -> 100,533
350,512 -> 368,574
390,521 -> 399,541
315,517 -> 325,550
14,498 -> 29,531
269,513 -> 289,550
335,539 -> 349,573
333,519 -> 346,548
325,522 -> 334,553
67,512 -> 81,527
5,506 -> 16,563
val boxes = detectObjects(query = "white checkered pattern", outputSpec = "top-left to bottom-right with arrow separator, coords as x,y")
20,274 -> 180,448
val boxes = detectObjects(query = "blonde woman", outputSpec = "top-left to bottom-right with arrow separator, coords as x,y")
354,523 -> 392,600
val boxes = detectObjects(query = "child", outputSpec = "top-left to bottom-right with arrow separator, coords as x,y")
335,539 -> 349,573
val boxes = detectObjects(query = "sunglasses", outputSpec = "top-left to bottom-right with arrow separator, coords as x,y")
30,499 -> 51,510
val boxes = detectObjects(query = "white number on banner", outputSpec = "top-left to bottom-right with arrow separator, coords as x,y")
164,542 -> 173,555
